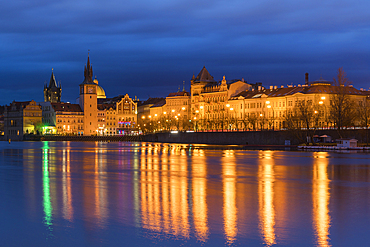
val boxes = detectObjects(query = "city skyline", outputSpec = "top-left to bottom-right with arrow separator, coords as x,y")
1,0 -> 370,105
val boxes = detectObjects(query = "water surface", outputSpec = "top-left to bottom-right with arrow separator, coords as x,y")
0,141 -> 370,246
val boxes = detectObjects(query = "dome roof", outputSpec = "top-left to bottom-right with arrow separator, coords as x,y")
97,85 -> 106,99
93,78 -> 106,99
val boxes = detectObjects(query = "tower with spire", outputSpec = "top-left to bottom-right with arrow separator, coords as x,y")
79,53 -> 98,136
44,68 -> 62,103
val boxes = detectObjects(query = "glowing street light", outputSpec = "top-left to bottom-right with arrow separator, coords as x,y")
321,96 -> 326,100
172,109 -> 175,113
319,101 -> 324,105
266,101 -> 270,104
226,104 -> 230,108
195,110 -> 199,113
182,107 -> 185,110
267,105 -> 271,108
142,116 -> 145,119
200,106 -> 204,109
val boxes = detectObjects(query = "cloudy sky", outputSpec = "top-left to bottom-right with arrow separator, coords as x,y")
0,0 -> 369,105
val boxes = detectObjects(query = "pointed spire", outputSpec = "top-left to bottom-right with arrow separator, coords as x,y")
83,51 -> 93,83
48,68 -> 57,88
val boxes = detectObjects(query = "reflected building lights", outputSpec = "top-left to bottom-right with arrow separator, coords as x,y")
313,152 -> 331,247
258,151 -> 276,246
62,145 -> 73,222
222,150 -> 237,244
192,149 -> 209,241
94,146 -> 108,228
140,146 -> 190,238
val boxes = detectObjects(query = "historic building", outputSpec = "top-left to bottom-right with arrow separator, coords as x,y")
115,94 -> 138,135
40,102 -> 83,135
193,74 -> 368,131
190,66 -> 259,130
79,54 -> 98,136
44,69 -> 62,103
4,100 -> 42,140
139,91 -> 191,132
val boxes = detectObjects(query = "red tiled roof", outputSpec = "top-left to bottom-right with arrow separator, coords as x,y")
51,102 -> 82,112
151,99 -> 166,108
6,101 -> 32,111
233,85 -> 365,99
98,103 -> 115,110
167,91 -> 190,97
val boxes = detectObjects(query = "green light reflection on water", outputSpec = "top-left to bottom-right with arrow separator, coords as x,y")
42,141 -> 53,228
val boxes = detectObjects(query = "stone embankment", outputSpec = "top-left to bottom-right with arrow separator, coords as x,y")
141,129 -> 370,146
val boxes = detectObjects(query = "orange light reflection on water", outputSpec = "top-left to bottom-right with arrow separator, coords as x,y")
313,152 -> 331,247
192,149 -> 209,242
62,143 -> 73,222
140,144 -> 190,238
258,151 -> 276,246
222,150 -> 238,244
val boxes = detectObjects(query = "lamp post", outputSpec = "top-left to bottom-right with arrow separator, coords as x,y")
229,107 -> 234,131
225,104 -> 230,131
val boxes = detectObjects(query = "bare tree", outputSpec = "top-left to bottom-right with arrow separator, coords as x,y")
248,113 -> 257,130
329,68 -> 355,137
356,97 -> 370,145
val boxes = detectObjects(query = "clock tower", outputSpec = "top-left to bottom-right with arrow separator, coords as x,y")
79,54 -> 98,136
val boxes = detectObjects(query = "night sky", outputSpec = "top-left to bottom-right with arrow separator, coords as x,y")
1,0 -> 369,105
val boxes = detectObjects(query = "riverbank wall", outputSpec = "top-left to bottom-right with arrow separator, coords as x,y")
141,129 -> 370,145
1,129 -> 368,145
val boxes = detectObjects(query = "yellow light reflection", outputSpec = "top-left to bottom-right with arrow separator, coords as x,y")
93,146 -> 108,227
140,145 -> 190,238
192,149 -> 209,241
258,151 -> 276,246
62,144 -> 73,222
313,152 -> 331,247
222,150 -> 237,244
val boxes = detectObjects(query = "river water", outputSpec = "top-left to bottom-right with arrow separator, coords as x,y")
0,141 -> 370,246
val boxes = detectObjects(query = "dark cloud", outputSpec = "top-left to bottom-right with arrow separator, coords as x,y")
0,0 -> 370,105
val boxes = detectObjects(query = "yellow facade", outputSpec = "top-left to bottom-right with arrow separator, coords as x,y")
4,100 -> 42,140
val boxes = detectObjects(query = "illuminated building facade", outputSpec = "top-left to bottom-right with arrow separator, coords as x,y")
227,79 -> 367,130
188,69 -> 368,131
190,67 -> 258,131
116,94 -> 138,135
40,102 -> 83,135
4,100 -> 42,140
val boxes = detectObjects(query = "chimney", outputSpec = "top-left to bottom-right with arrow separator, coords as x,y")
270,85 -> 273,90
305,73 -> 309,85
281,85 -> 284,88
258,86 -> 261,91
274,86 -> 277,89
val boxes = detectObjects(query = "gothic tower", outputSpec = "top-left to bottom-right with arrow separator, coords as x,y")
79,54 -> 98,136
44,69 -> 62,103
